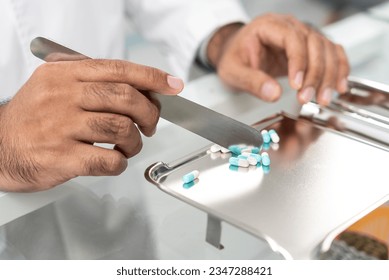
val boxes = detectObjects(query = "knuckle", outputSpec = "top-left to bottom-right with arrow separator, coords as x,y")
145,66 -> 165,85
108,153 -> 127,175
35,62 -> 56,76
336,45 -> 349,65
148,102 -> 160,126
128,136 -> 143,158
309,32 -> 324,46
109,60 -> 128,77
110,116 -> 132,138
86,153 -> 127,175
284,14 -> 297,23
84,83 -> 111,104
116,117 -> 133,138
118,84 -> 137,105
88,115 -> 132,139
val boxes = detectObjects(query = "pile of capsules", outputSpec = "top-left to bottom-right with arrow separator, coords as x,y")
226,129 -> 278,169
182,129 -> 279,185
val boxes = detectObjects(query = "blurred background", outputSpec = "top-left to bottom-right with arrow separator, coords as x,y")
126,0 -> 388,76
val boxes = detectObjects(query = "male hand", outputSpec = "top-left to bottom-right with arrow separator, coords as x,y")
207,14 -> 350,106
0,59 -> 183,192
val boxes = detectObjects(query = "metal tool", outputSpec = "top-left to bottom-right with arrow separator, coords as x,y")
30,37 -> 263,148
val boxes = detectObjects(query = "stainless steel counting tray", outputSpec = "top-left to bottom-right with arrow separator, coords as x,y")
145,78 -> 389,260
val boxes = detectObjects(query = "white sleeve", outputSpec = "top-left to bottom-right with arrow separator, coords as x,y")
125,0 -> 249,80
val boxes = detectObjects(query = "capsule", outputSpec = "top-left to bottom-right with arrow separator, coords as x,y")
262,143 -> 270,151
269,129 -> 280,143
238,155 -> 257,166
241,152 -> 262,163
261,152 -> 271,166
183,180 -> 197,189
182,170 -> 200,184
261,130 -> 271,143
229,157 -> 249,168
229,165 -> 249,173
241,146 -> 261,154
228,145 -> 244,155
210,144 -> 221,153
220,147 -> 231,154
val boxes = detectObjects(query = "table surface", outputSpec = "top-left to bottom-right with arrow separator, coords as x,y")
0,5 -> 389,260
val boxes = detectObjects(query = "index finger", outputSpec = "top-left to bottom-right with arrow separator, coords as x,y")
256,16 -> 308,90
69,59 -> 184,95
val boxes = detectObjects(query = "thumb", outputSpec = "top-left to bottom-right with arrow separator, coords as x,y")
220,65 -> 282,102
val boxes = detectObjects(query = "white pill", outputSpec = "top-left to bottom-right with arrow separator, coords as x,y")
210,144 -> 221,153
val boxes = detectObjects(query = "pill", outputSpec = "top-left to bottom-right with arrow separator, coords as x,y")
210,152 -> 220,160
229,157 -> 249,168
241,152 -> 262,163
229,165 -> 249,173
210,144 -> 221,153
261,152 -> 271,166
220,147 -> 231,153
269,129 -> 280,143
261,130 -> 271,143
182,170 -> 200,184
228,145 -> 244,155
262,143 -> 270,151
241,146 -> 261,154
238,155 -> 257,166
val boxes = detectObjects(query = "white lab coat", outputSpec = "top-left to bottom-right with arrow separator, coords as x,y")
0,0 -> 248,259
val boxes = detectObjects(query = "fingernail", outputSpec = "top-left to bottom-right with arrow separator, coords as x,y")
261,81 -> 280,101
167,75 -> 184,90
300,87 -> 315,103
294,71 -> 304,89
322,88 -> 333,105
339,78 -> 348,93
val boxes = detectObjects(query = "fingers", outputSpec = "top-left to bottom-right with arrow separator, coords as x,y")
335,44 -> 350,93
297,33 -> 350,106
255,15 -> 308,90
316,40 -> 337,106
255,14 -> 350,105
78,82 -> 159,136
70,144 -> 129,177
297,33 -> 325,104
219,64 -> 282,102
75,112 -> 143,158
70,59 -> 184,95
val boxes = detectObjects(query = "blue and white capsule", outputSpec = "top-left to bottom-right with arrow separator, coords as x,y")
182,170 -> 200,184
268,129 -> 280,143
228,145 -> 244,155
229,157 -> 249,168
261,152 -> 271,166
238,155 -> 257,166
241,146 -> 261,154
261,130 -> 271,143
241,152 -> 262,164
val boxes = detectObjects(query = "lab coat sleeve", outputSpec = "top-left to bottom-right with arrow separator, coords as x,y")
125,0 -> 249,80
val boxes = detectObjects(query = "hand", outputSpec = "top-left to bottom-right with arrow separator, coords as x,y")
0,59 -> 184,192
207,14 -> 350,106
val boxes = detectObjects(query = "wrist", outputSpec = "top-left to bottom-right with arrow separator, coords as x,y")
207,22 -> 244,69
